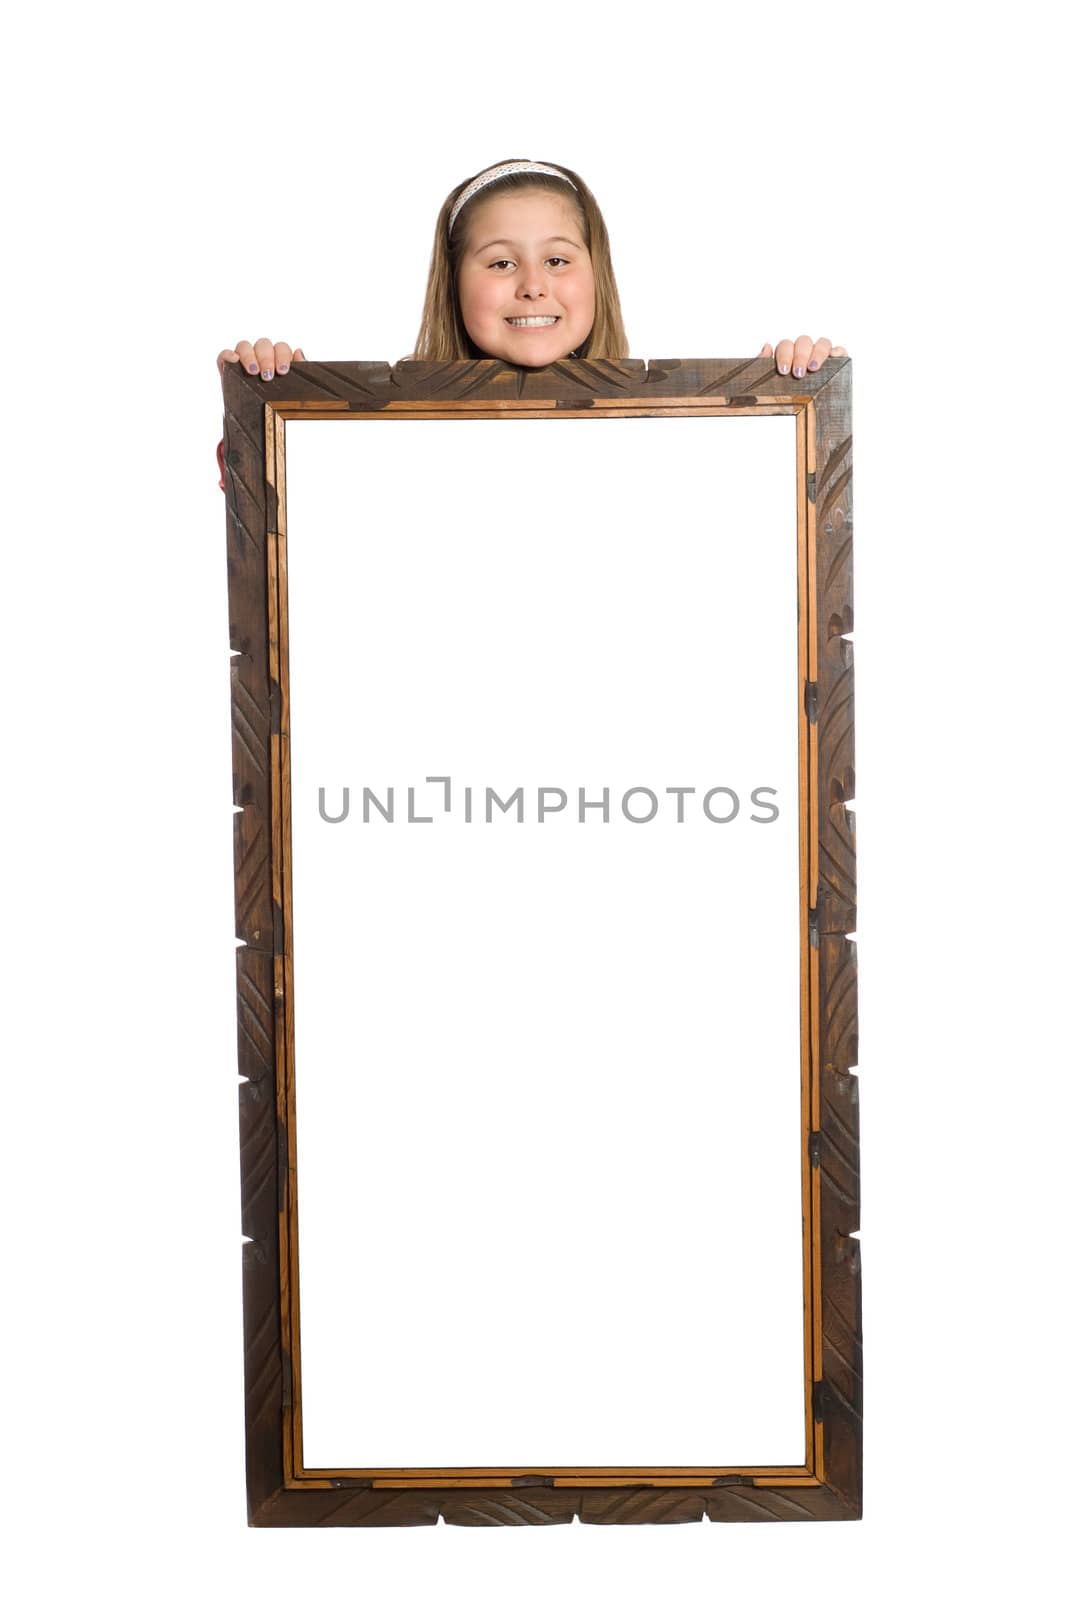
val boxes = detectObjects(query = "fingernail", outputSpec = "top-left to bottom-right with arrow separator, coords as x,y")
808,359 -> 819,370
778,363 -> 789,375
276,364 -> 289,375
247,363 -> 259,374
261,369 -> 273,380
793,365 -> 803,378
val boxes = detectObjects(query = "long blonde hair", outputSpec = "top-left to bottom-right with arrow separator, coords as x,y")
412,157 -> 629,361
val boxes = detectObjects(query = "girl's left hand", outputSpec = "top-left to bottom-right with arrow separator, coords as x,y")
760,336 -> 848,376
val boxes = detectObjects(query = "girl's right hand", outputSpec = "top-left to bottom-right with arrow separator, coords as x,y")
216,340 -> 305,492
217,339 -> 306,380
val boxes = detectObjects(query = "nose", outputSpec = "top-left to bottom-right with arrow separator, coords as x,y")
516,263 -> 547,298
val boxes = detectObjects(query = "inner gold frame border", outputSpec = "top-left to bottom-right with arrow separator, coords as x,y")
224,356 -> 859,1527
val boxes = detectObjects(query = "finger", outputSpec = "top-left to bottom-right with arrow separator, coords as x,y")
774,339 -> 793,376
293,348 -> 306,361
760,343 -> 773,358
791,335 -> 814,377
253,337 -> 276,380
831,346 -> 848,357
217,349 -> 241,376
274,340 -> 293,376
806,337 -> 832,372
236,340 -> 258,375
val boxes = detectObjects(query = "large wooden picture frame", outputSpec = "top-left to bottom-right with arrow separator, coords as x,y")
222,355 -> 860,1527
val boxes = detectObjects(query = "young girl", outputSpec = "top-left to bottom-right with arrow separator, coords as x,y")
216,156 -> 846,488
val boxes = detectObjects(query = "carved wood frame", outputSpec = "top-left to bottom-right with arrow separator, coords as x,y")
223,355 -> 860,1527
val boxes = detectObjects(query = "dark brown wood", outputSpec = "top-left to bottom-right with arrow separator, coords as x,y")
810,364 -> 861,1512
245,1481 -> 858,1528
224,356 -> 860,1526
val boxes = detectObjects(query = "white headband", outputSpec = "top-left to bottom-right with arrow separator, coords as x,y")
448,160 -> 577,235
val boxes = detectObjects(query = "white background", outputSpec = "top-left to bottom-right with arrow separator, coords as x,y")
4,2 -> 1084,1596
286,417 -> 804,1467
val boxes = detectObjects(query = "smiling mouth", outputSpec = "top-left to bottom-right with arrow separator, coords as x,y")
505,316 -> 560,328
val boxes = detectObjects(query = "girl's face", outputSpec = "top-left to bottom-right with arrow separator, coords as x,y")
456,189 -> 595,367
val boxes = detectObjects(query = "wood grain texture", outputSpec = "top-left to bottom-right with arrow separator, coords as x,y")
811,362 -> 861,1513
223,356 -> 860,1527
234,353 -> 808,413
246,1481 -> 858,1527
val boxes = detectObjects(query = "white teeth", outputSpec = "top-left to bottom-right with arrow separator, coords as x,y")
506,316 -> 558,327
